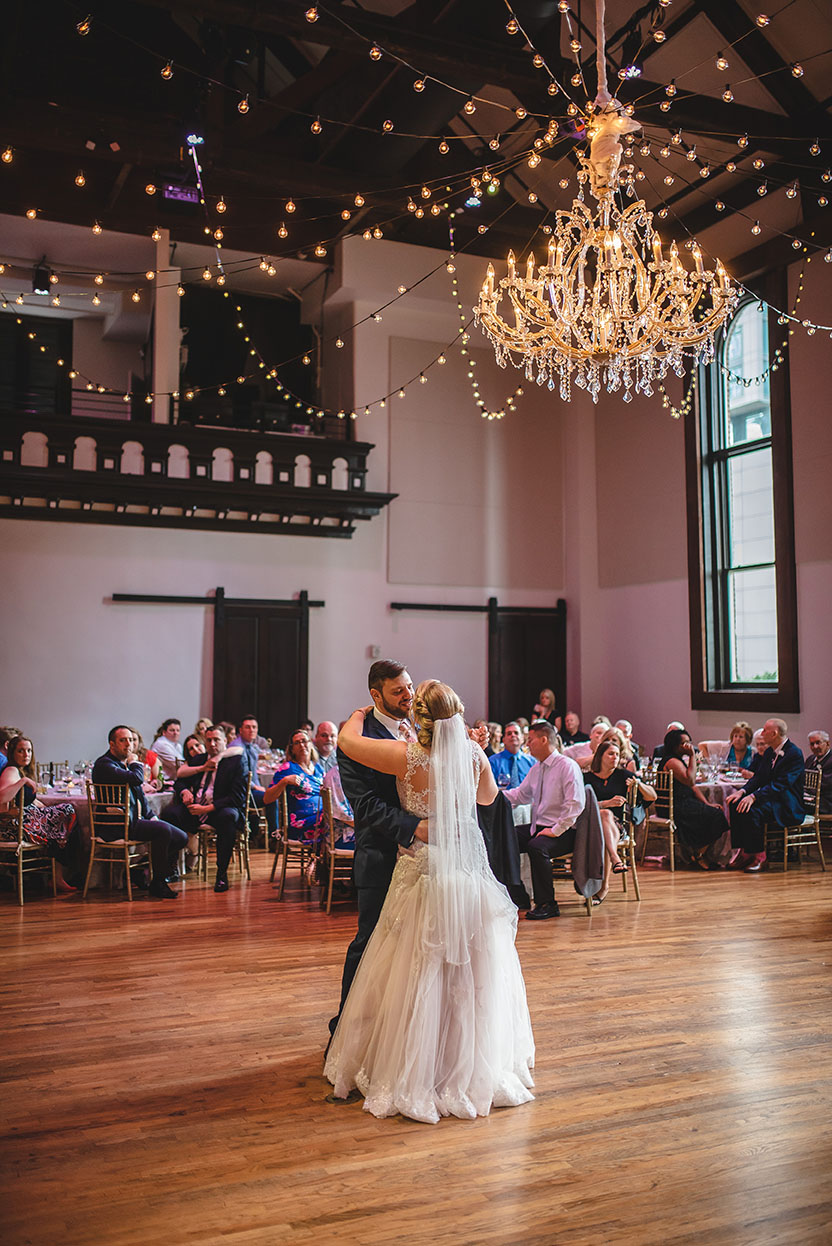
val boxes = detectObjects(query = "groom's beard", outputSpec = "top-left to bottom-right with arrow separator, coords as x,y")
377,692 -> 412,720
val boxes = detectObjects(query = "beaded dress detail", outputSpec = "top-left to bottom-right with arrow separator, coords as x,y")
325,733 -> 535,1124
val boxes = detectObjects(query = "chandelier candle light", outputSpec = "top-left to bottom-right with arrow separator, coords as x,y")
475,0 -> 738,403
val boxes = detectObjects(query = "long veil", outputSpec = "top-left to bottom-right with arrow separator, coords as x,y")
428,714 -> 499,966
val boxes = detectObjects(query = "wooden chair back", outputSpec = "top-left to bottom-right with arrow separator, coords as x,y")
87,783 -> 131,839
764,767 -> 826,872
319,787 -> 355,915
639,768 -> 678,872
0,790 -> 57,905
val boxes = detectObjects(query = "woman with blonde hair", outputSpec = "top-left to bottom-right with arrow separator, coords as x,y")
326,678 -> 534,1125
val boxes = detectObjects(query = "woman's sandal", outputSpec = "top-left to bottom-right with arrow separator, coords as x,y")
612,861 -> 629,874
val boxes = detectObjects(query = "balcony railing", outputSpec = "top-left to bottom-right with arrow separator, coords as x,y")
0,414 -> 395,538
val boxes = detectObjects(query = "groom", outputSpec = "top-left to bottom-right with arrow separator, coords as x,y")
328,659 -> 427,1039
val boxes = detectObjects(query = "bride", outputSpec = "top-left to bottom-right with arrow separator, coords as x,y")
324,679 -> 535,1124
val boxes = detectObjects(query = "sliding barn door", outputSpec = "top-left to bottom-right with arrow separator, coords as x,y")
213,594 -> 309,746
487,599 -> 567,726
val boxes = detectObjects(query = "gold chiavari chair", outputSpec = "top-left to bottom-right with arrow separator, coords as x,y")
763,768 -> 826,872
83,783 -> 149,900
268,789 -> 314,899
318,787 -> 355,915
195,773 -> 253,882
0,790 -> 56,905
637,769 -> 678,872
617,778 -> 642,901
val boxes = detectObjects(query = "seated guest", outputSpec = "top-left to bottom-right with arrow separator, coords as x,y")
561,711 -> 590,747
0,726 -> 22,776
92,725 -> 187,898
727,719 -> 805,873
490,721 -> 536,790
563,721 -> 608,770
471,719 -> 493,757
264,729 -> 324,844
217,721 -> 237,746
726,722 -> 753,770
504,720 -> 602,920
177,732 -> 209,778
128,727 -> 161,784
0,734 -> 84,889
233,715 -> 270,828
314,721 -> 339,775
600,726 -> 637,772
660,729 -> 729,868
488,722 -> 503,753
585,739 -> 656,903
515,717 -> 530,746
194,717 -> 212,746
531,687 -> 561,732
806,730 -> 832,814
614,719 -> 641,767
151,718 -> 184,781
166,725 -> 248,893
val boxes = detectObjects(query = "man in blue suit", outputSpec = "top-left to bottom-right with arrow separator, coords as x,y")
727,718 -> 805,873
328,660 -> 426,1042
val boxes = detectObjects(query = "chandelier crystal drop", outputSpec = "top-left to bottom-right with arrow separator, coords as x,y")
475,1 -> 737,404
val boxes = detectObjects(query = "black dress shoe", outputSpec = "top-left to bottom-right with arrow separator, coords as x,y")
129,867 -> 149,890
165,869 -> 181,882
213,877 -> 229,893
525,901 -> 560,920
148,879 -> 179,899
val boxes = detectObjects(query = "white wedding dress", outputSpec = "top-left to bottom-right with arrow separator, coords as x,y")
324,718 -> 535,1124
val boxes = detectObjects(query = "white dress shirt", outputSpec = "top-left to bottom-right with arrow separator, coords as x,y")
152,735 -> 184,780
562,740 -> 593,766
505,749 -> 586,837
372,707 -> 415,740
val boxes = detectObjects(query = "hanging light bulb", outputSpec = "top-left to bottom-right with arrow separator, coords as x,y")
238,95 -> 250,114
131,290 -> 141,302
791,62 -> 804,77
145,182 -> 156,195
438,139 -> 449,154
722,85 -> 734,103
177,285 -> 185,297
382,119 -> 394,132
369,44 -> 382,60
756,14 -> 770,26
310,116 -> 322,134
665,80 -> 677,97
464,98 -> 476,114
716,53 -> 729,71
1,146 -> 12,163
161,60 -> 173,79
738,133 -> 749,148
751,221 -> 761,235
91,221 -> 102,235
277,222 -> 288,238
506,16 -> 518,33
413,78 -> 425,92
786,181 -> 798,199
810,139 -> 821,156
305,5 -> 318,19
92,292 -> 101,306
76,14 -> 91,35
75,170 -> 86,186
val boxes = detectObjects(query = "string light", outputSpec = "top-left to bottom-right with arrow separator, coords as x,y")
91,221 -> 102,235
238,95 -> 250,114
161,61 -> 173,80
76,15 -> 91,35
1,146 -> 12,163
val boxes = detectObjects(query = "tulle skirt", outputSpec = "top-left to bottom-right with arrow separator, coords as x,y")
325,847 -> 535,1124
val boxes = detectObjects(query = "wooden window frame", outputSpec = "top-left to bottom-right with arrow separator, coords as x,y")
684,270 -> 799,713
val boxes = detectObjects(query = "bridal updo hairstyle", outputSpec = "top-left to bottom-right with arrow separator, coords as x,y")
412,680 -> 464,748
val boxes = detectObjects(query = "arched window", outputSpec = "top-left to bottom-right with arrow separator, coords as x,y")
686,282 -> 798,712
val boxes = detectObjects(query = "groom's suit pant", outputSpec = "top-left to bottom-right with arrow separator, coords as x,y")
329,883 -> 388,1035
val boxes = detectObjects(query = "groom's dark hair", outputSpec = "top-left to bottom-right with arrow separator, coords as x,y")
368,659 -> 407,691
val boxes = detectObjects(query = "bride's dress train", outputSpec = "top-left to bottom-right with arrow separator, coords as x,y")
324,735 -> 535,1124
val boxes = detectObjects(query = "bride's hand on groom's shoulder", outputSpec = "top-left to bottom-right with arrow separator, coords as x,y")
349,705 -> 373,720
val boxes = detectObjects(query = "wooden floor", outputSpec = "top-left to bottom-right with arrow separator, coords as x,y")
2,854 -> 831,1246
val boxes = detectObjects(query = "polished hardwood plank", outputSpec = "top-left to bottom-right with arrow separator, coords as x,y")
2,857 -> 831,1246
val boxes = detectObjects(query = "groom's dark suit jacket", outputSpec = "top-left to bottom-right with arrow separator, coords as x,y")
337,714 -> 420,891
742,739 -> 805,825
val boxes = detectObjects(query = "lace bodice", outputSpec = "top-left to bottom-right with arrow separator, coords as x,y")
396,739 -> 483,819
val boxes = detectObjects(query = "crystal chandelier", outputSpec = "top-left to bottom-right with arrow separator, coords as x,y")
475,1 -> 738,403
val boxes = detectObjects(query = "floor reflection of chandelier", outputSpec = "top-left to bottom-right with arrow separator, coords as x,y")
475,2 -> 738,404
